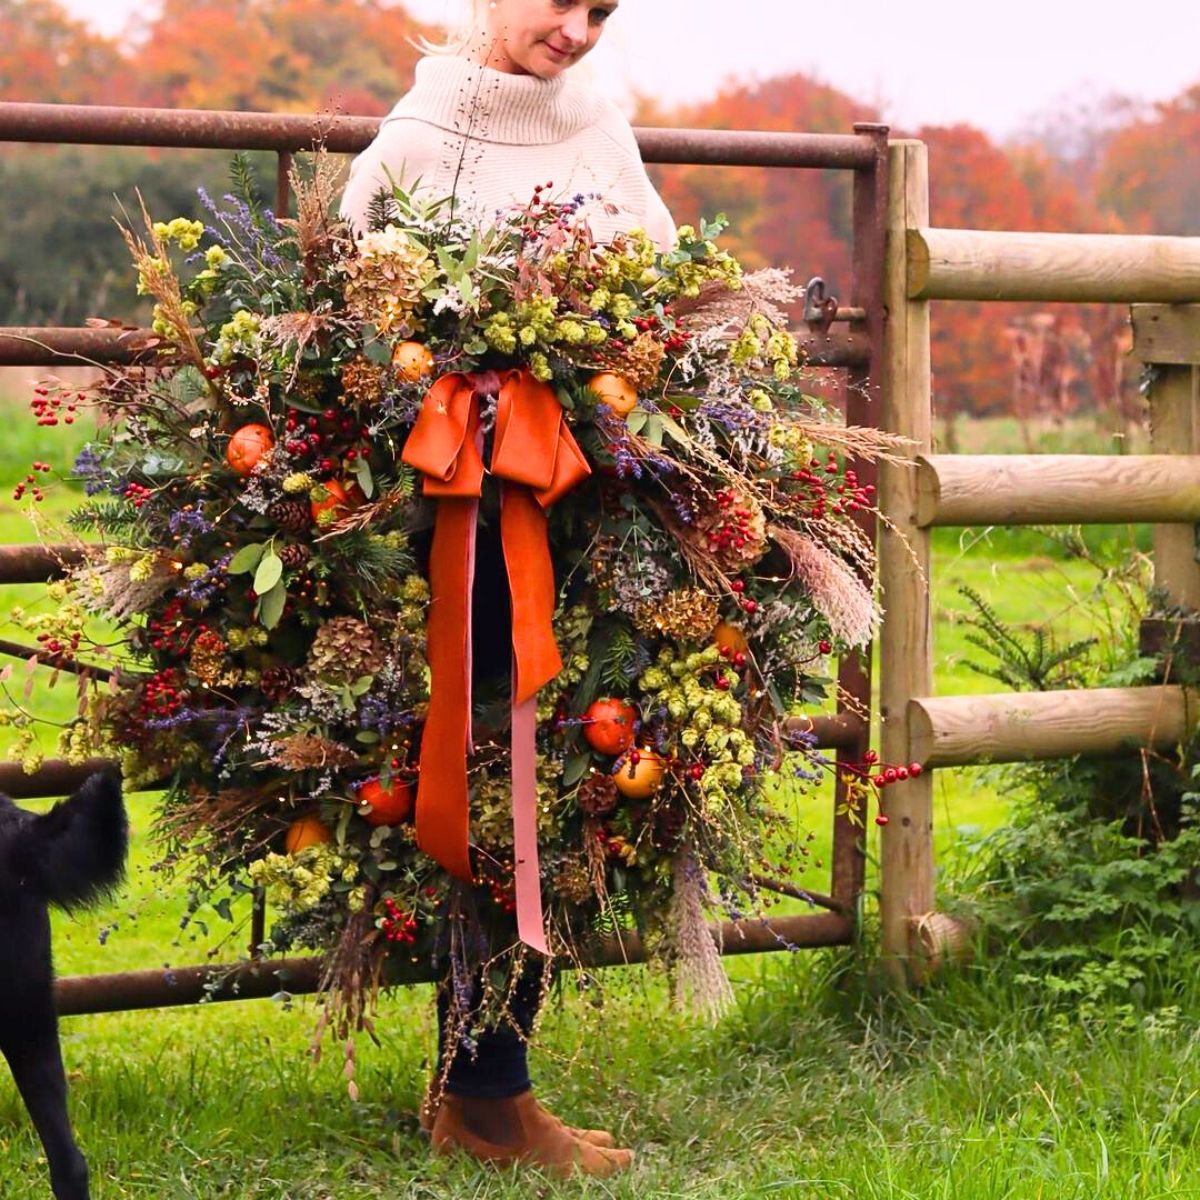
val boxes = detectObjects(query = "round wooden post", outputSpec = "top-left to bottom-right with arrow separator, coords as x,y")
878,141 -> 935,985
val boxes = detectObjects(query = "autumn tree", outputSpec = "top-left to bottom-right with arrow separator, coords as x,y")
131,0 -> 430,114
1096,84 -> 1200,235
0,0 -> 127,104
640,72 -> 871,293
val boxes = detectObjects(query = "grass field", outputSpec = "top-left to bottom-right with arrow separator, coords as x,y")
2,379 -> 1194,1198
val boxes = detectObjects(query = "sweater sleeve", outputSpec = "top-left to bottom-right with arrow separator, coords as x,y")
595,99 -> 677,253
339,116 -> 444,235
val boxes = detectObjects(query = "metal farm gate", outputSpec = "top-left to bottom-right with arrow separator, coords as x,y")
0,102 -> 890,1013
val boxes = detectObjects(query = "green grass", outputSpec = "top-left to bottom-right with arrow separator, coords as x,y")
4,398 -> 1195,1198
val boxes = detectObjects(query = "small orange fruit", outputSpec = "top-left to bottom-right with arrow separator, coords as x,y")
586,371 -> 638,416
612,749 -> 665,800
582,698 -> 637,756
356,777 -> 414,827
712,621 -> 749,657
393,341 -> 435,382
284,814 -> 331,854
226,423 -> 275,476
310,478 -> 366,524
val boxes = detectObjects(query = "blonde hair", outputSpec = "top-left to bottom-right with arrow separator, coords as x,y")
413,0 -> 490,56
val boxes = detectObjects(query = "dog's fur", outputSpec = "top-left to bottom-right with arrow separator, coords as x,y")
0,771 -> 127,1200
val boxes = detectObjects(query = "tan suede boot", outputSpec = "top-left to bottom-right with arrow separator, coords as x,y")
430,1090 -> 633,1178
420,1083 -> 617,1147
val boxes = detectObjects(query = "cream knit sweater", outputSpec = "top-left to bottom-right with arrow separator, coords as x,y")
339,56 -> 676,251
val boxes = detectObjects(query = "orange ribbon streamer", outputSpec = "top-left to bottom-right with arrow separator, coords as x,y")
402,369 -> 590,952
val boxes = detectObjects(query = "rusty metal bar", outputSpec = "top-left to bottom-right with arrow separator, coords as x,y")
747,874 -> 849,915
275,150 -> 292,219
55,910 -> 853,1016
0,101 -> 881,171
0,638 -> 113,681
0,324 -> 870,370
0,326 -> 155,367
2,713 -> 863,802
828,123 -> 890,912
0,544 -> 85,584
0,759 -> 115,800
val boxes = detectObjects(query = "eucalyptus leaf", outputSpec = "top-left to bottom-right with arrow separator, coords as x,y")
562,752 -> 592,788
363,340 -> 392,366
258,582 -> 287,630
254,552 -> 284,595
643,414 -> 665,446
660,414 -> 691,446
625,409 -> 649,435
353,454 -> 375,499
228,542 -> 266,575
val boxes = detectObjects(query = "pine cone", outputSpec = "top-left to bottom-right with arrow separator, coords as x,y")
278,543 -> 311,569
260,665 -> 300,703
306,616 -> 384,684
268,497 -> 312,534
576,772 -> 618,817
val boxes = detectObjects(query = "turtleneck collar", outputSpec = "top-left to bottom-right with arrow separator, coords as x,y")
389,55 -> 604,146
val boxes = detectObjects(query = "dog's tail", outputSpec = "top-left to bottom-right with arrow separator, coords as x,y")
6,770 -> 128,910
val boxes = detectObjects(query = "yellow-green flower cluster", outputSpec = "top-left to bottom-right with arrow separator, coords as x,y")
153,218 -> 205,253
282,472 -> 314,495
2,713 -> 43,776
57,696 -> 111,765
596,230 -> 657,293
397,573 -> 430,634
538,605 -> 592,721
226,626 -> 269,651
731,314 -> 798,381
191,244 -> 230,298
656,226 -> 744,300
248,843 -> 361,916
473,760 -> 561,851
11,581 -> 91,656
638,645 -> 756,810
211,310 -> 262,366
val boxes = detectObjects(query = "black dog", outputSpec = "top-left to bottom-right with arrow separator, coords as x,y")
0,770 -> 127,1200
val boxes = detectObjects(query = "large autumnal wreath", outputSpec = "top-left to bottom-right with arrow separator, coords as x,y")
20,153 -> 897,1036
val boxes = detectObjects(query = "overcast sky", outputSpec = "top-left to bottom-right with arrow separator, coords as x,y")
61,0 -> 1200,139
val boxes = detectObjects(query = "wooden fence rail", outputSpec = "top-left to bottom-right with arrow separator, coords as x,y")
908,227 -> 1200,304
915,454 -> 1200,527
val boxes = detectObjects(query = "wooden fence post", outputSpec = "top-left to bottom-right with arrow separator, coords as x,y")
878,140 -> 934,984
1133,306 -> 1200,670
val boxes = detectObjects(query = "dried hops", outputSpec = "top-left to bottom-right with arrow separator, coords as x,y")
306,616 -> 384,684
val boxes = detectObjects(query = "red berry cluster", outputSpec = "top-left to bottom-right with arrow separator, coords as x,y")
789,454 -> 875,519
706,489 -> 758,556
35,629 -> 81,664
631,308 -> 690,354
380,897 -> 419,945
139,669 -> 183,718
12,460 -> 51,502
859,750 -> 924,825
30,385 -> 81,427
729,578 -> 758,615
717,643 -> 749,670
282,408 -> 371,469
124,482 -> 153,509
148,599 -> 194,655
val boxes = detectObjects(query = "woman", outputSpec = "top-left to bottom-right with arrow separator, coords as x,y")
340,0 -> 676,1178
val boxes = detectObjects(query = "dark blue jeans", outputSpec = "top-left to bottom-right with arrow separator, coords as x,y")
437,959 -> 545,1099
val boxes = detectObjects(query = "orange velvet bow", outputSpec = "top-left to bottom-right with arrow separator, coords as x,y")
401,369 -> 590,953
